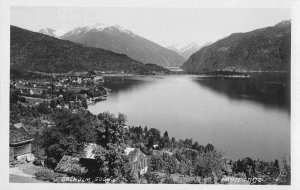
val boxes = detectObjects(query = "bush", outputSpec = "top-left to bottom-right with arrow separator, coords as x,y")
144,172 -> 161,184
35,168 -> 54,182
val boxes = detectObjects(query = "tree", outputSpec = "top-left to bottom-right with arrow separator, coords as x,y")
50,99 -> 56,109
170,137 -> 176,148
82,98 -> 88,109
277,156 -> 290,185
191,142 -> 200,151
10,89 -> 20,104
160,131 -> 170,149
42,110 -> 96,168
184,138 -> 193,148
93,112 -> 129,182
96,112 -> 126,148
163,131 -> 169,139
144,126 -> 148,135
148,128 -> 161,145
274,159 -> 279,169
233,157 -> 256,178
37,102 -> 51,114
194,150 -> 228,182
147,136 -> 155,149
204,143 -> 215,153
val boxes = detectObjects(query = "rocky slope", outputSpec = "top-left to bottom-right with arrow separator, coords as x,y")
181,20 -> 291,73
11,26 -> 169,74
61,23 -> 185,67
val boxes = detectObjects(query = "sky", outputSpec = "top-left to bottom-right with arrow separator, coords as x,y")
11,7 -> 290,47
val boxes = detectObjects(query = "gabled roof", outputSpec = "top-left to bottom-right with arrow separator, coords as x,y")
54,155 -> 88,175
10,124 -> 34,145
126,148 -> 147,163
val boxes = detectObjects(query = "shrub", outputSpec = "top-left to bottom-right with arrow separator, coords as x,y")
35,168 -> 54,182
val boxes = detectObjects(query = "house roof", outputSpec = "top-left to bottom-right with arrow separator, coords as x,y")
126,148 -> 147,163
13,123 -> 23,129
10,124 -> 34,144
83,143 -> 100,159
128,150 -> 139,163
54,155 -> 88,175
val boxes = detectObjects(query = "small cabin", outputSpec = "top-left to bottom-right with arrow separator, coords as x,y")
9,123 -> 34,161
125,148 -> 148,175
55,143 -> 100,177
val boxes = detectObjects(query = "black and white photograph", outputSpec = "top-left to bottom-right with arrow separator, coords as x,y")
1,0 -> 300,189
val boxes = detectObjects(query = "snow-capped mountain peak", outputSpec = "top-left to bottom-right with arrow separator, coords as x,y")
62,23 -> 136,38
167,42 -> 202,60
83,23 -> 135,35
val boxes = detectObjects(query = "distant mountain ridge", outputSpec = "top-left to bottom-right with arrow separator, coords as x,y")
60,23 -> 185,67
167,42 -> 212,60
181,20 -> 291,73
11,26 -> 170,74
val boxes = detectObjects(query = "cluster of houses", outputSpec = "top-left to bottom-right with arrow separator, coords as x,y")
10,73 -> 104,99
9,123 -> 149,179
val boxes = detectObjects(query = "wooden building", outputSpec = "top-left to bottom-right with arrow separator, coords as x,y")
9,123 -> 34,161
126,148 -> 148,175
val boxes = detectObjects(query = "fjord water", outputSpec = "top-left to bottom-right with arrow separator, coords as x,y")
89,74 -> 290,161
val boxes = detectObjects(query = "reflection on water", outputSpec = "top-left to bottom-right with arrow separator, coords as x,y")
194,73 -> 290,112
89,74 -> 290,161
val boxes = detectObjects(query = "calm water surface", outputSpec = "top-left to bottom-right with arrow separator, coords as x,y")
89,74 -> 290,161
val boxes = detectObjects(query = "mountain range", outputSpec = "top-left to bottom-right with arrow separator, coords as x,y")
181,20 -> 291,73
10,26 -> 170,74
58,23 -> 185,67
